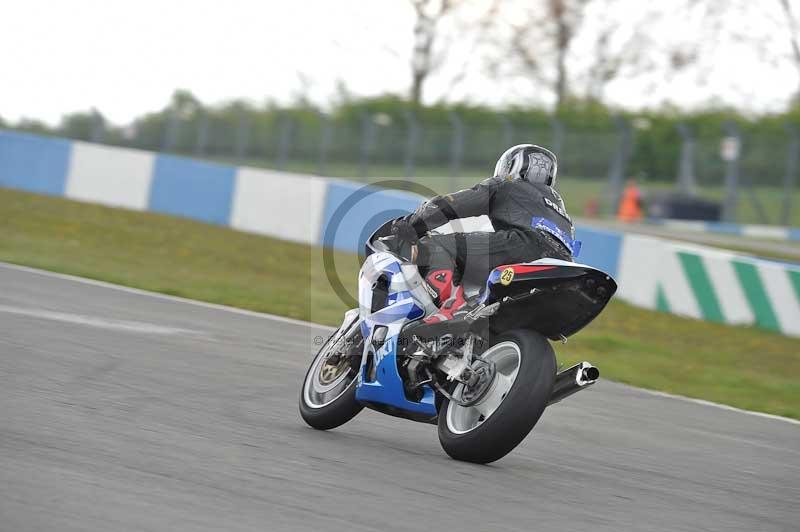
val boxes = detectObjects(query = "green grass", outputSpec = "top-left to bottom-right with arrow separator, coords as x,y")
1,187 -> 798,419
211,156 -> 800,227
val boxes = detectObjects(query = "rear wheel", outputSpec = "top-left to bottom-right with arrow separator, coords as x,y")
437,330 -> 556,464
299,327 -> 363,430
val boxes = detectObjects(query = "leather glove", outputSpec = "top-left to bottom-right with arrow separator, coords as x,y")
391,218 -> 419,245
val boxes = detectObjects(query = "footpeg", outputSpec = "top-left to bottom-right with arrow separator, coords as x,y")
464,302 -> 500,323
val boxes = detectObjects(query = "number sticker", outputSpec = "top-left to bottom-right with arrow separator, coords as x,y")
500,267 -> 515,286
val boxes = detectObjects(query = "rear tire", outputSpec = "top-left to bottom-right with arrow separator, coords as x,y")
299,330 -> 363,430
437,330 -> 556,464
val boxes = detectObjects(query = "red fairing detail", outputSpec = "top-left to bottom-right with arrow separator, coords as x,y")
495,265 -> 557,275
426,269 -> 453,303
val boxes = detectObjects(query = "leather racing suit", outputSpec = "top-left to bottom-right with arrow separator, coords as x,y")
407,176 -> 578,290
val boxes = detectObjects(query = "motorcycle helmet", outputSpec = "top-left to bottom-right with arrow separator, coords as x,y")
493,144 -> 558,187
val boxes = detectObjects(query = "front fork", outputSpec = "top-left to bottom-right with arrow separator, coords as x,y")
323,309 -> 361,366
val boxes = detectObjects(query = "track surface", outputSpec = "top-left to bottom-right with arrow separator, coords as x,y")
1,264 -> 797,532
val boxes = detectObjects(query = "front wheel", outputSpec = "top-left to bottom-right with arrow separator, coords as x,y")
437,330 -> 556,464
299,326 -> 363,430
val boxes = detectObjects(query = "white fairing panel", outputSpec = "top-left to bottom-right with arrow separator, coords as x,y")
400,264 -> 438,315
520,258 -> 609,275
358,252 -> 437,320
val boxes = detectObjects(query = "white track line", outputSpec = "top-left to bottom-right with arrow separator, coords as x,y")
1,261 -> 796,426
0,261 -> 335,332
0,304 -> 199,336
633,388 -> 800,426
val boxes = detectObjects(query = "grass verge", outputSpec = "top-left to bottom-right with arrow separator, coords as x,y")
1,187 -> 798,419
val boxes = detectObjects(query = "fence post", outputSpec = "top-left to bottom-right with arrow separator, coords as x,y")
194,111 -> 210,156
606,116 -> 632,213
448,111 -> 465,191
358,111 -> 375,181
276,112 -> 293,171
162,107 -> 180,153
90,109 -> 105,144
130,122 -> 142,149
551,117 -> 564,154
676,122 -> 696,195
317,111 -> 333,176
234,112 -> 250,159
403,109 -> 419,179
721,121 -> 741,223
500,115 -> 514,150
780,123 -> 799,226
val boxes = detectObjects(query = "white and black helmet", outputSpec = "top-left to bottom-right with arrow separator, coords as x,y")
493,144 -> 558,186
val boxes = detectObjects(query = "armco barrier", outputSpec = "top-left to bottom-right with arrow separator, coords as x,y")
320,180 -> 421,252
0,130 -> 71,195
149,154 -> 237,225
649,218 -> 800,242
618,234 -> 800,336
575,227 -> 622,279
1,130 -> 798,336
230,167 -> 327,245
66,142 -> 154,210
0,130 -> 327,245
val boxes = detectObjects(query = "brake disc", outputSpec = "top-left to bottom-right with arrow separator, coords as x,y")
459,359 -> 497,407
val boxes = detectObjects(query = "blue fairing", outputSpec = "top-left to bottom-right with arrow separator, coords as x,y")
355,335 -> 437,416
478,269 -> 503,304
354,251 -> 435,418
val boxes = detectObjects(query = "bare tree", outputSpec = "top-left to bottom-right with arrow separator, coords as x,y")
581,17 -> 625,101
657,0 -> 786,108
505,0 -> 704,108
409,0 -> 459,106
509,0 -> 588,108
779,0 -> 800,103
552,0 -> 580,106
407,0 -> 502,106
581,1 -> 698,102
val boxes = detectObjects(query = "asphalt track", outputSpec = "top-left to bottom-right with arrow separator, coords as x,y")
1,263 -> 798,532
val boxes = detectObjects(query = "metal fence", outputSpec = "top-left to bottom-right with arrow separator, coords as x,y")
61,110 -> 800,226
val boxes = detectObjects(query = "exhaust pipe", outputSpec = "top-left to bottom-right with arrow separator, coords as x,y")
548,362 -> 599,405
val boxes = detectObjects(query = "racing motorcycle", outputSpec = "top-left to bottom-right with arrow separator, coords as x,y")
300,218 -> 617,464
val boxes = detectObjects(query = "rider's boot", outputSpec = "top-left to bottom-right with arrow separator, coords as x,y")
424,269 -> 469,324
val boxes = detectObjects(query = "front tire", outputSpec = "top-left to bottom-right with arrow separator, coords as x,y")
299,328 -> 363,430
437,330 -> 556,464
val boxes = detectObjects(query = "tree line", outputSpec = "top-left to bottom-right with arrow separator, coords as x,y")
3,89 -> 797,187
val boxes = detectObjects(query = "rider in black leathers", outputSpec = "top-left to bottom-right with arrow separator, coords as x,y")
392,144 -> 579,323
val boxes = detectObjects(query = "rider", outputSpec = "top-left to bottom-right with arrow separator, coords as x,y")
392,144 -> 579,324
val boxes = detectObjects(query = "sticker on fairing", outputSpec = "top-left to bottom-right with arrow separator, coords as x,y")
531,216 -> 582,257
500,268 -> 515,285
543,196 -> 571,222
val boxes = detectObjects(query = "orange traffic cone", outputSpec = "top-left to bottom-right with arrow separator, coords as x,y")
617,181 -> 643,222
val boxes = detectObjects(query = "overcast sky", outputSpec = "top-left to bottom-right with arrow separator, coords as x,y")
1,0 -> 796,125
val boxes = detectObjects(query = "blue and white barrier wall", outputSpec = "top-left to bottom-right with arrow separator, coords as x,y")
576,228 -> 800,337
1,130 -> 798,336
0,130 -> 329,245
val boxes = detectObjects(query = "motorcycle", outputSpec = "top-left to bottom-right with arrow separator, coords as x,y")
300,218 -> 617,463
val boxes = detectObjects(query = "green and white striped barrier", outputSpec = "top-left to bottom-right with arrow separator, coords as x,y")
617,234 -> 800,337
